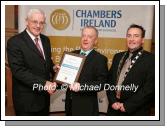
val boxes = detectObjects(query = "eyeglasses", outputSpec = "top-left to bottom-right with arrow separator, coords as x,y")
30,20 -> 46,26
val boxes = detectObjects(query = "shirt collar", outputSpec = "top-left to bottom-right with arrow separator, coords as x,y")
128,47 -> 143,59
26,29 -> 40,41
80,49 -> 93,56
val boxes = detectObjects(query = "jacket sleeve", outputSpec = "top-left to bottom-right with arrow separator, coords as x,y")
124,55 -> 155,114
106,54 -> 118,105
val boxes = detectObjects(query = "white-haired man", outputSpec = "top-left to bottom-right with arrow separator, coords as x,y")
7,9 -> 56,116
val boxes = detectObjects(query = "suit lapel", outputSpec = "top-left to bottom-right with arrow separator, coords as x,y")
22,30 -> 45,62
122,52 -> 144,84
85,49 -> 95,63
73,49 -> 96,68
40,35 -> 48,62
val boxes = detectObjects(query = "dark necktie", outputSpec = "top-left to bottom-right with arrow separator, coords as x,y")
34,38 -> 44,59
80,52 -> 86,56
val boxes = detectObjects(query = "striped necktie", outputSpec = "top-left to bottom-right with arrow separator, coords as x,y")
34,38 -> 44,59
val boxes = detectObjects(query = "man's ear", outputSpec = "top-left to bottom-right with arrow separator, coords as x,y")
25,18 -> 28,26
94,38 -> 98,45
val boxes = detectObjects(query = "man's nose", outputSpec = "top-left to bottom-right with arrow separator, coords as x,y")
83,37 -> 88,41
129,36 -> 135,40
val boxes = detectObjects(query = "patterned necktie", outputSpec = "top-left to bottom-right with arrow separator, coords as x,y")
34,38 -> 44,59
116,53 -> 133,99
80,52 -> 86,56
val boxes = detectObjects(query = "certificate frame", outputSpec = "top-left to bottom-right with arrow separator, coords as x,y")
53,51 -> 86,85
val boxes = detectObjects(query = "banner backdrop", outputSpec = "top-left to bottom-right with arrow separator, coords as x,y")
18,5 -> 154,113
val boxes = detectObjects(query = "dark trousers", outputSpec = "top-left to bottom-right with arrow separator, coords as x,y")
15,107 -> 49,116
65,99 -> 72,116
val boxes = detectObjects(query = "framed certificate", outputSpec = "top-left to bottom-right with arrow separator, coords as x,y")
54,51 -> 86,85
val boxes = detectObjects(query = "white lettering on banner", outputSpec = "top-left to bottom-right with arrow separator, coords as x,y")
96,48 -> 124,55
51,46 -> 124,65
51,46 -> 80,53
51,47 -> 123,55
51,47 -> 62,54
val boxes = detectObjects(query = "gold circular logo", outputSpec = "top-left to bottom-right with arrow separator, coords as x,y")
50,9 -> 70,30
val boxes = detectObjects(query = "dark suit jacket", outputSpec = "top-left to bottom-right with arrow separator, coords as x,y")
7,30 -> 54,113
65,49 -> 108,116
107,49 -> 155,116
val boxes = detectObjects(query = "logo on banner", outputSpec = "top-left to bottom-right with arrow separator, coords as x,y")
50,9 -> 70,30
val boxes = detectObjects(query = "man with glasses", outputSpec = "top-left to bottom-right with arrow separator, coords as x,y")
7,9 -> 56,116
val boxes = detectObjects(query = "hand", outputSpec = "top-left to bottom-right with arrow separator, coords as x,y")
53,64 -> 60,72
69,82 -> 80,92
119,103 -> 126,112
44,81 -> 57,94
111,102 -> 121,110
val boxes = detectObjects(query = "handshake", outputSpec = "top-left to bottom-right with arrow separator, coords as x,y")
111,102 -> 126,112
44,64 -> 60,94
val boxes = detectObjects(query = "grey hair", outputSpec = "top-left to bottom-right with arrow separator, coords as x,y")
26,9 -> 46,20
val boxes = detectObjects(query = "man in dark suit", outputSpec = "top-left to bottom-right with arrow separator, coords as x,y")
7,9 -> 56,116
65,26 -> 108,116
107,24 -> 155,116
